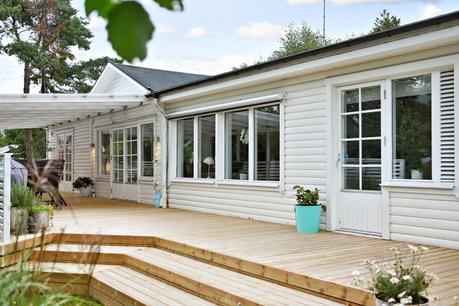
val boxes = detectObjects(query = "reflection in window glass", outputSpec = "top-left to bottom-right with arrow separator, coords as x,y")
225,110 -> 249,180
342,141 -> 359,165
361,112 -> 380,137
392,74 -> 432,180
100,132 -> 111,175
362,167 -> 381,191
141,123 -> 154,177
361,86 -> 381,110
177,118 -> 194,178
112,129 -> 124,183
343,167 -> 359,190
126,127 -> 138,184
255,105 -> 280,181
199,116 -> 216,179
343,114 -> 359,139
342,89 -> 359,112
362,140 -> 381,164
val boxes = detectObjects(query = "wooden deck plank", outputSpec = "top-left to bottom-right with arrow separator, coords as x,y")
48,194 -> 459,306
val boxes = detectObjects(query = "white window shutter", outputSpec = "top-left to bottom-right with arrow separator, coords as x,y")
440,69 -> 455,182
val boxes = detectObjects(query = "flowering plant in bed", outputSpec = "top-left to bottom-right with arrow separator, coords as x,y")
351,245 -> 438,305
292,185 -> 324,234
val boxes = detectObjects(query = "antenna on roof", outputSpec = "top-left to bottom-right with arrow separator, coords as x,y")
322,0 -> 326,42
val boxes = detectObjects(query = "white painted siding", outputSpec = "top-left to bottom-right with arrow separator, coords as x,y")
389,187 -> 459,249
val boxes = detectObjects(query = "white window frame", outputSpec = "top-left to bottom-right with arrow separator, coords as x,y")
170,101 -> 284,188
139,122 -> 156,179
55,129 -> 73,183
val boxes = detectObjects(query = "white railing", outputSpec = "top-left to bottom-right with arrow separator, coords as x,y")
0,153 -> 11,243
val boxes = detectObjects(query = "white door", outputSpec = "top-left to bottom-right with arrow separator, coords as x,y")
57,132 -> 73,192
337,83 -> 384,236
111,127 -> 139,202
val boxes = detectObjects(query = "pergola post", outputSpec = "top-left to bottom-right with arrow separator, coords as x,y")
0,153 -> 12,243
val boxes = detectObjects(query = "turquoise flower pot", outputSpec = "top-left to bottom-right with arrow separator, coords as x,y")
295,205 -> 321,233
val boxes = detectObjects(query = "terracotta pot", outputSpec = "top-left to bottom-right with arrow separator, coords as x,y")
79,186 -> 92,197
375,296 -> 429,306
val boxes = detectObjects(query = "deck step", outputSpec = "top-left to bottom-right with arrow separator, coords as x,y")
34,244 -> 344,306
37,262 -> 216,306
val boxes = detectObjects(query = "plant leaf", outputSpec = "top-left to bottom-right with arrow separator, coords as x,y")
154,0 -> 183,11
85,0 -> 115,18
106,1 -> 154,62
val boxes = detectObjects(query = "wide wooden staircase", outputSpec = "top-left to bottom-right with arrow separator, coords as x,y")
2,234 -> 373,306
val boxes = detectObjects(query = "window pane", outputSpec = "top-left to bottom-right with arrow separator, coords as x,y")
141,123 -> 154,177
362,140 -> 381,164
342,89 -> 359,112
362,112 -> 380,137
199,115 -> 216,179
225,110 -> 249,180
177,118 -> 194,178
255,105 -> 280,181
101,132 -> 111,175
361,86 -> 381,110
392,74 -> 432,180
342,114 -> 359,139
342,141 -> 359,165
342,167 -> 359,190
362,167 -> 381,190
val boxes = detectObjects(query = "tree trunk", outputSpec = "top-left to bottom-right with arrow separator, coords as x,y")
23,61 -> 35,168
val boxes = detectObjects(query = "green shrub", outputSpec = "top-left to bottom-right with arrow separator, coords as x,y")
11,184 -> 35,209
31,201 -> 54,216
72,177 -> 94,190
293,185 -> 320,206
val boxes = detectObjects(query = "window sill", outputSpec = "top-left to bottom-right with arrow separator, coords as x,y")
170,178 -> 216,185
217,180 -> 280,188
381,181 -> 454,190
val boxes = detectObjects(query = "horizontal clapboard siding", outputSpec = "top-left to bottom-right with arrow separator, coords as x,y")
389,188 -> 459,249
168,80 -> 328,225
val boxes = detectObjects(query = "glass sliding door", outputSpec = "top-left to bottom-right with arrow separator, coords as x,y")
56,132 -> 73,192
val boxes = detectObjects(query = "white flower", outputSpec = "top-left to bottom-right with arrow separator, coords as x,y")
421,246 -> 429,251
400,296 -> 412,304
387,269 -> 397,276
387,298 -> 396,303
351,270 -> 361,277
402,275 -> 411,281
408,244 -> 419,253
390,277 -> 400,284
398,291 -> 406,298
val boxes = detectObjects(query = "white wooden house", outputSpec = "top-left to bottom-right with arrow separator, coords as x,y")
1,11 -> 458,249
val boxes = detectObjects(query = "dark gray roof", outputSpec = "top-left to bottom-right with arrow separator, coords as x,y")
112,63 -> 209,92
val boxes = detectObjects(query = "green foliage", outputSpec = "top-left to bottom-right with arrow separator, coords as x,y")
86,0 -> 183,62
0,129 -> 47,159
352,245 -> 437,304
72,177 -> 94,189
269,22 -> 326,60
369,9 -> 401,34
31,202 -> 54,216
293,185 -> 320,206
0,256 -> 100,305
10,184 -> 35,209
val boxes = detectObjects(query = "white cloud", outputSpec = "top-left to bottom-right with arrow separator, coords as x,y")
419,4 -> 442,19
184,27 -> 209,39
237,22 -> 284,39
87,15 -> 105,30
157,23 -> 179,33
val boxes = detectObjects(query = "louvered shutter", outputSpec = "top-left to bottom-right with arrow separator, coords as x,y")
440,70 -> 455,183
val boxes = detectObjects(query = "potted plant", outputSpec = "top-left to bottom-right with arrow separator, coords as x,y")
293,185 -> 323,233
31,199 -> 54,233
351,245 -> 437,305
72,177 -> 94,197
10,184 -> 34,235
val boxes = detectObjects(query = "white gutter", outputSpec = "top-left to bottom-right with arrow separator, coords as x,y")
159,26 -> 459,103
165,93 -> 284,119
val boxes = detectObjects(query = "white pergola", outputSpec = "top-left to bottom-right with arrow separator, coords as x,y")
0,94 -> 148,129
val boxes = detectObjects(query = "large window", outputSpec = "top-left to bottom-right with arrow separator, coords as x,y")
177,118 -> 194,178
174,103 -> 281,183
125,127 -> 138,184
392,74 -> 432,180
198,115 -> 216,179
99,131 -> 111,176
255,105 -> 280,181
141,123 -> 154,177
225,110 -> 249,180
112,129 -> 124,183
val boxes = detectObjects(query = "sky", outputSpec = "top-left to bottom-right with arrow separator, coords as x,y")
0,0 -> 458,93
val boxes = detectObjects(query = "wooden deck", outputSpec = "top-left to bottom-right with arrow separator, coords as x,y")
40,194 -> 459,305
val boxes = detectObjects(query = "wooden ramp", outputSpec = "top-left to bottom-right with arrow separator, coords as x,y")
31,237 -> 349,306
